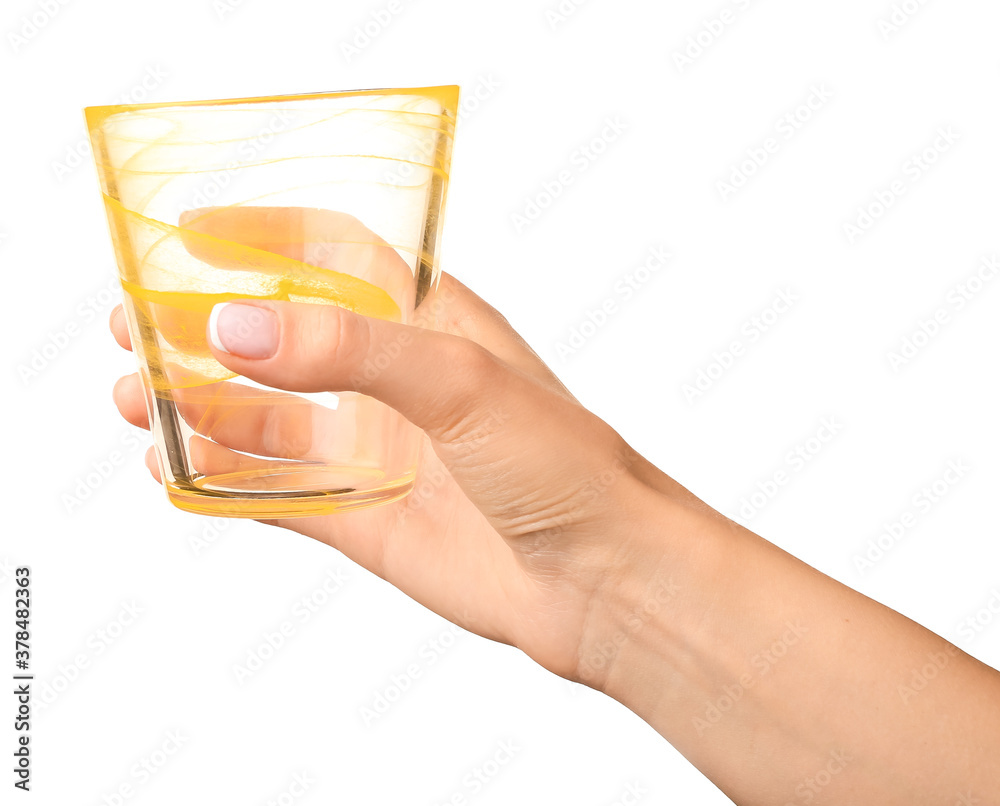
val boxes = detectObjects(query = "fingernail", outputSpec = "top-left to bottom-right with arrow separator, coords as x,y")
208,303 -> 278,359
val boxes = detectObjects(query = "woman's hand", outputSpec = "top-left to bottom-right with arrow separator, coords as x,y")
111,267 -> 1000,804
110,271 -> 692,684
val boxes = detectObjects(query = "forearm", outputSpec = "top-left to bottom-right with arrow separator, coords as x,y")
582,483 -> 1000,805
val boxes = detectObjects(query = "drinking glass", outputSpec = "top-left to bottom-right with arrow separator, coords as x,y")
85,86 -> 458,517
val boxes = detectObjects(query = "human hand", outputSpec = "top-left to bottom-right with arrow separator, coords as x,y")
110,217 -> 692,683
110,209 -> 1000,805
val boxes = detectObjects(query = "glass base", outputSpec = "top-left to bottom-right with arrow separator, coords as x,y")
163,469 -> 415,518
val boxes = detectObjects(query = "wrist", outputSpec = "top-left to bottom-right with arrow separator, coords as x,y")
571,480 -> 733,697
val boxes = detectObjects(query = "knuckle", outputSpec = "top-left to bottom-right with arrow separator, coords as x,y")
450,336 -> 497,379
431,338 -> 503,442
483,303 -> 514,332
295,304 -> 371,389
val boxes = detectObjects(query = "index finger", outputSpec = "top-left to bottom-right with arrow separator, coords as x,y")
178,205 -> 415,313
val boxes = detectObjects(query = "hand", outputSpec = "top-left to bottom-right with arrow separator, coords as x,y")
110,268 -> 690,683
111,237 -> 1000,804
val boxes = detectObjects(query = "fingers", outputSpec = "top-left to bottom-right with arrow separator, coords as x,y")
114,203 -> 572,399
178,206 -> 391,260
178,205 -> 415,313
205,298 -> 508,442
205,293 -> 620,461
204,294 -> 633,539
117,372 -> 341,484
113,374 -> 148,429
186,434 -> 306,478
113,371 -> 355,462
110,305 -> 132,351
113,375 -> 159,483
144,446 -> 161,483
112,272 -> 572,398
168,382 -> 369,462
176,206 -> 570,397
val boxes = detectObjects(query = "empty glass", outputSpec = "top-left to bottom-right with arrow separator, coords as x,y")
86,86 -> 458,517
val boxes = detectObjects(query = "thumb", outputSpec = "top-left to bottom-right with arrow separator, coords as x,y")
204,297 -> 638,539
206,297 -> 522,444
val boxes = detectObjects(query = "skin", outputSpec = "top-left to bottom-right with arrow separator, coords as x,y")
110,216 -> 1000,804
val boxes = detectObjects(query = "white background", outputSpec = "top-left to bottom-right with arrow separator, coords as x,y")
3,0 -> 1000,803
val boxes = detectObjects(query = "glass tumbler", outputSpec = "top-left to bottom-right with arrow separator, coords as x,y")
85,86 -> 458,517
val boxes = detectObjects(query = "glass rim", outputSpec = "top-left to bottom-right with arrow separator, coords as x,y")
84,84 -> 460,131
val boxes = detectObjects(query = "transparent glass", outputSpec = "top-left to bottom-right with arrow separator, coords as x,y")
85,86 -> 458,517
